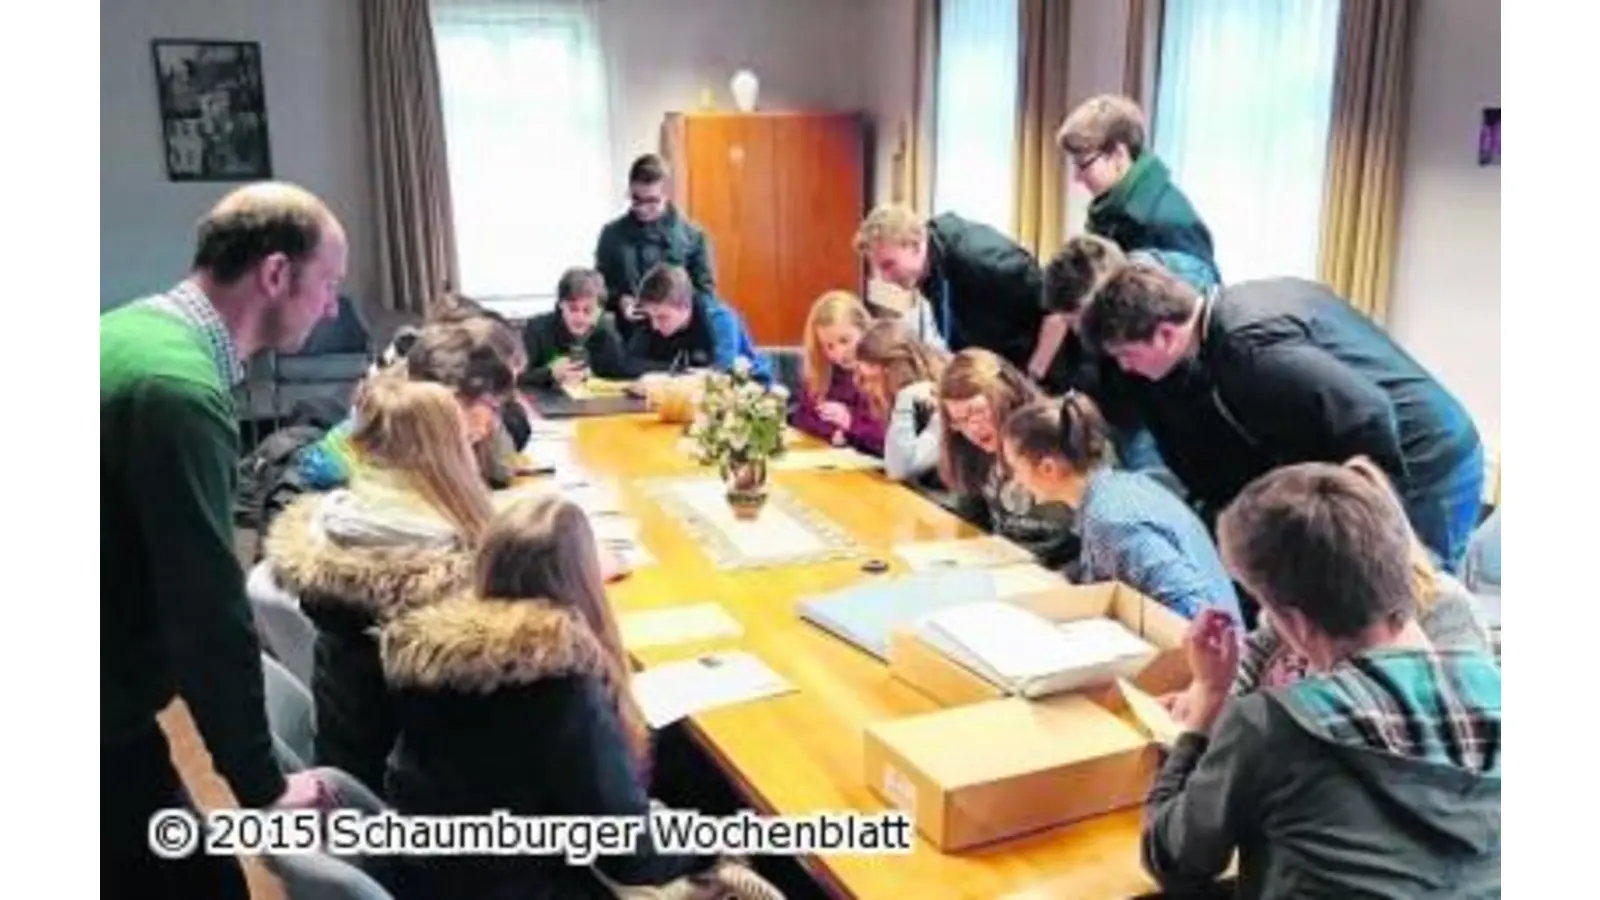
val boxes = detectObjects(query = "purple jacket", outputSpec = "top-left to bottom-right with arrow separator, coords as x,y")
791,366 -> 886,456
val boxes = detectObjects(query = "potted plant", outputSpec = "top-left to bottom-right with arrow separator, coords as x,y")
687,357 -> 788,520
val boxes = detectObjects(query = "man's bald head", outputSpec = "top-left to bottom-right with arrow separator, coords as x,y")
192,181 -> 341,285
191,182 -> 349,355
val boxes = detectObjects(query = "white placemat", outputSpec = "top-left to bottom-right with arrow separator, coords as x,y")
640,476 -> 859,570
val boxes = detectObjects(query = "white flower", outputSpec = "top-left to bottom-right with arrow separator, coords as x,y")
733,356 -> 753,377
727,430 -> 748,452
770,384 -> 790,402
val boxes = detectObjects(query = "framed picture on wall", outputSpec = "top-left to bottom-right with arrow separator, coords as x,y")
151,39 -> 272,181
1478,107 -> 1500,167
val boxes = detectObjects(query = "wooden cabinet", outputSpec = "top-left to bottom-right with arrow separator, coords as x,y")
662,112 -> 867,346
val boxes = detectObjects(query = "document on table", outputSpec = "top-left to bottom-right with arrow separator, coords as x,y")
619,603 -> 744,650
918,602 -> 1157,698
987,563 -> 1067,600
631,651 -> 795,728
894,537 -> 1036,572
525,419 -> 577,441
768,448 -> 884,472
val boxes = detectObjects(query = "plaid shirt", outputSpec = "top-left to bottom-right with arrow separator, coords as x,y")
136,280 -> 244,386
1284,648 -> 1501,774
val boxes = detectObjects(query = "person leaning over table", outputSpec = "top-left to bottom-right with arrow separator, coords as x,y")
1141,462 -> 1500,898
854,318 -> 951,487
297,319 -> 521,491
101,182 -> 340,899
521,266 -> 632,389
1079,261 -> 1486,573
937,349 -> 1081,569
624,262 -> 773,383
1000,396 -> 1241,623
854,202 -> 1075,391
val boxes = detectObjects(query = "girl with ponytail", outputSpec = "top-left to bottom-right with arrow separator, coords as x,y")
999,392 -> 1241,622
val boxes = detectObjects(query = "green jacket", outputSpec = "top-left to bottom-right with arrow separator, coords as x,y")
101,304 -> 284,807
1087,154 -> 1220,283
1143,648 -> 1500,898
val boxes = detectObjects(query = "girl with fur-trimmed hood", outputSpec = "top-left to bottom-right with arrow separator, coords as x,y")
264,372 -> 491,792
373,494 -> 775,899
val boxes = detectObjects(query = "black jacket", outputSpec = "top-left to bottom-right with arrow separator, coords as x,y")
1137,279 -> 1482,522
520,310 -> 631,389
373,596 -> 711,900
263,498 -> 470,793
918,213 -> 1074,391
594,206 -> 715,338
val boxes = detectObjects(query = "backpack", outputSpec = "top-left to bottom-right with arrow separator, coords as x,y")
235,422 -> 328,541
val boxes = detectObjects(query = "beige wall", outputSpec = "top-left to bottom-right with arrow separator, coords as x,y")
1388,0 -> 1501,441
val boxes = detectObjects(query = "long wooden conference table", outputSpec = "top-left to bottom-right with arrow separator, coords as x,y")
558,414 -> 1159,900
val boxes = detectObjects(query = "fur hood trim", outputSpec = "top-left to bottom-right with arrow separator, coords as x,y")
381,594 -> 611,692
263,497 -> 471,621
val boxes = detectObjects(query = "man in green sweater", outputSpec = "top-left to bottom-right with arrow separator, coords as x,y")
102,182 -> 347,898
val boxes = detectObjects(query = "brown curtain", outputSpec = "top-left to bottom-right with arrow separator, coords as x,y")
362,0 -> 459,316
1012,0 -> 1072,257
892,0 -> 940,211
1317,0 -> 1415,323
1123,0 -> 1164,117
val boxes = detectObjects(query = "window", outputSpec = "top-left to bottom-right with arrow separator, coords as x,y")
932,0 -> 1020,234
1152,0 -> 1341,281
433,0 -> 611,309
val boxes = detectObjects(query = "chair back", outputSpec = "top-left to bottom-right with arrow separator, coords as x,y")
262,653 -> 316,770
250,561 -> 317,685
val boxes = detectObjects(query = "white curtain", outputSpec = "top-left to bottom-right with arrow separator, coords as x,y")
1152,0 -> 1341,282
432,0 -> 611,306
933,0 -> 1020,234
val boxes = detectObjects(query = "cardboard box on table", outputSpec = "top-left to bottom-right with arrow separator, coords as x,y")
863,581 -> 1193,851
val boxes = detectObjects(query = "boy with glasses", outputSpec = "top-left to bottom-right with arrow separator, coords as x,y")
1058,95 -> 1220,287
594,153 -> 716,340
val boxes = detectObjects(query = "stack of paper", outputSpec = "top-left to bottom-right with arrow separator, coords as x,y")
917,602 -> 1157,698
619,603 -> 743,650
631,651 -> 795,728
894,537 -> 1036,572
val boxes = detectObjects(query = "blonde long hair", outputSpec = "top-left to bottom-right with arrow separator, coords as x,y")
349,370 -> 495,541
937,349 -> 1042,495
854,319 -> 950,419
474,494 -> 652,775
801,290 -> 872,401
1342,456 -> 1443,613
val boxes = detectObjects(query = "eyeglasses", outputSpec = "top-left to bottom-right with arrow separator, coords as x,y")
943,398 -> 993,429
1070,150 -> 1104,171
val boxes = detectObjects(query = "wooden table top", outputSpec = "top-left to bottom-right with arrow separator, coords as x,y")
563,415 -> 1157,900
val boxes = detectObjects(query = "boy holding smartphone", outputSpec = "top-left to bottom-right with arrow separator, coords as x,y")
521,267 -> 632,388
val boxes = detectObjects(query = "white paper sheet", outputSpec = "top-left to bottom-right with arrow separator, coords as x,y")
631,651 -> 795,728
768,448 -> 885,472
923,605 -> 1155,679
590,515 -> 642,544
894,537 -> 1035,572
619,603 -> 743,650
525,419 -> 577,441
987,563 -> 1067,599
617,544 -> 658,570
